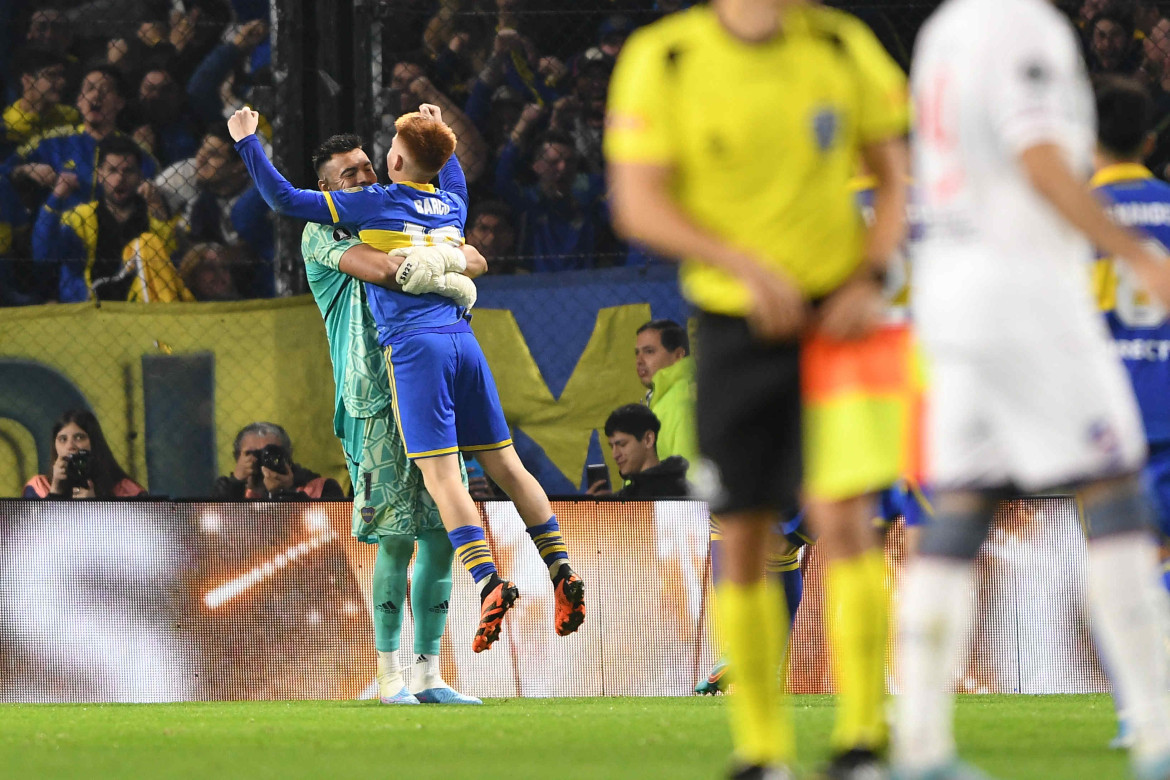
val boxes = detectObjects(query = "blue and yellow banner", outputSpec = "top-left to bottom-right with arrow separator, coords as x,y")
0,266 -> 688,497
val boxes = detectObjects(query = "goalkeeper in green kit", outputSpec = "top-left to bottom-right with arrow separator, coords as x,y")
302,114 -> 485,705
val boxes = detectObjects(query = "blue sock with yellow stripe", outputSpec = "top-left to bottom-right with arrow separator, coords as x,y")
448,525 -> 497,589
526,517 -> 569,577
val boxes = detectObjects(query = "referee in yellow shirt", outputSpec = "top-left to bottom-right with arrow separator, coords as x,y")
605,2 -> 911,778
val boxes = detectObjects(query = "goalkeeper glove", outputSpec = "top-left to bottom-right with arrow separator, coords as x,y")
390,248 -> 477,308
430,244 -> 468,274
392,245 -> 469,293
434,272 -> 477,310
392,248 -> 441,294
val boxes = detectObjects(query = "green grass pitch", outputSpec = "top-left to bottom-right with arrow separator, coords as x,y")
1,695 -> 1126,779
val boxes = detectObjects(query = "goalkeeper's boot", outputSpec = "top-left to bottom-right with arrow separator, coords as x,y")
473,574 -> 519,653
1136,749 -> 1170,780
695,658 -> 731,695
410,654 -> 483,704
553,565 -> 586,636
891,760 -> 996,780
1111,718 -> 1137,750
415,686 -> 483,705
377,660 -> 420,705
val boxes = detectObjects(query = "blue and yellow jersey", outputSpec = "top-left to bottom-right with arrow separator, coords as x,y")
312,176 -> 467,253
2,102 -> 80,154
1090,163 -> 1170,446
321,177 -> 469,345
8,125 -> 158,210
31,195 -> 178,302
877,478 -> 932,528
235,134 -> 470,344
709,510 -> 812,574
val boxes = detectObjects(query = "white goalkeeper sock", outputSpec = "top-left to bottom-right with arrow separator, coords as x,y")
894,557 -> 976,771
1088,533 -> 1170,761
410,653 -> 444,693
376,651 -> 404,691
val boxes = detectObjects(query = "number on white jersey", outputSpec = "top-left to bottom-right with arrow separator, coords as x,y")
402,222 -> 464,248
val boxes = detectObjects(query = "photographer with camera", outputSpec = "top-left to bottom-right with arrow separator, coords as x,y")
213,422 -> 344,500
22,410 -> 146,498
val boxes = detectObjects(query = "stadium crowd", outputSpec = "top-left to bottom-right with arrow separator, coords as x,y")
0,1 -> 273,305
3,0 -> 1165,305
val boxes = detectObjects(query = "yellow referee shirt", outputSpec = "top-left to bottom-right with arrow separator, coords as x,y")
605,4 -> 909,316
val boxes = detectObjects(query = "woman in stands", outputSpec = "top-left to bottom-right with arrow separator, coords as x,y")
23,409 -> 145,498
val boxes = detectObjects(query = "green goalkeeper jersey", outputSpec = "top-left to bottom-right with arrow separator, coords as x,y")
301,222 -> 390,433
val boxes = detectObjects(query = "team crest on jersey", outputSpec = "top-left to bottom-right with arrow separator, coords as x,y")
812,107 -> 840,152
1087,419 -> 1122,466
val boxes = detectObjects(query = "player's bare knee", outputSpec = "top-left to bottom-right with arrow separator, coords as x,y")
415,453 -> 461,480
476,447 -> 526,488
1080,474 -> 1155,540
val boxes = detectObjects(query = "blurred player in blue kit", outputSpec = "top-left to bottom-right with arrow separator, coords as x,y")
697,482 -> 931,696
1090,76 -> 1170,751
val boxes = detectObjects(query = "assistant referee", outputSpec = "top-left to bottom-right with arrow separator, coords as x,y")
605,2 -> 910,778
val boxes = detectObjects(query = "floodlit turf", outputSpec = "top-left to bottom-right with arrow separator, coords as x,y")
0,694 -> 1127,779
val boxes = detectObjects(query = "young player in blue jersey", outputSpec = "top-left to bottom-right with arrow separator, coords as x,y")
1091,76 -> 1170,753
226,106 -> 585,653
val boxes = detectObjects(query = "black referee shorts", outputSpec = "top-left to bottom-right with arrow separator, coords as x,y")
694,312 -> 802,517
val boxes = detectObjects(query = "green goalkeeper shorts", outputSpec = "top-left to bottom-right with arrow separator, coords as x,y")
342,406 -> 460,542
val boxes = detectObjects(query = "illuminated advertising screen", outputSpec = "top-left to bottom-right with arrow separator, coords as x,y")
0,498 -> 1105,702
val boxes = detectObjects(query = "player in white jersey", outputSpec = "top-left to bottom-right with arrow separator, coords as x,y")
897,1 -> 1170,778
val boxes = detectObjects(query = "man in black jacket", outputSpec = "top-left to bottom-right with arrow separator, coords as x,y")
603,404 -> 689,498
213,421 -> 344,500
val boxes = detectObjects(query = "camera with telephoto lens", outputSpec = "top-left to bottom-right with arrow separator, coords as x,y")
257,444 -> 290,474
63,449 -> 91,488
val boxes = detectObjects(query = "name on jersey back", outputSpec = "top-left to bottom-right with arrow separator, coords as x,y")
1108,201 -> 1170,227
414,199 -> 450,216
